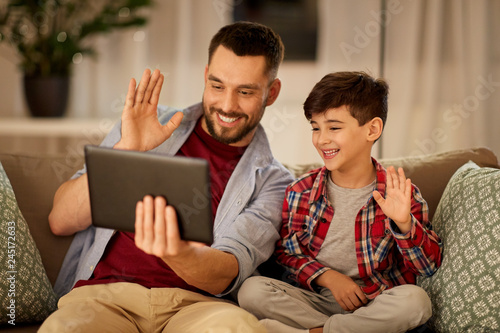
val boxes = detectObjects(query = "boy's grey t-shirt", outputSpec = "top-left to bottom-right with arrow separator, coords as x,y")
316,176 -> 376,287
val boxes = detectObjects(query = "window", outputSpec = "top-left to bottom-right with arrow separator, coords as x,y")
233,0 -> 318,61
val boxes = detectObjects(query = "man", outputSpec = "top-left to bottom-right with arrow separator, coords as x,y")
41,21 -> 293,332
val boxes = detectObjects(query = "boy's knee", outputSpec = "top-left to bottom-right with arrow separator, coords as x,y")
403,285 -> 431,312
410,286 -> 432,322
238,276 -> 276,316
392,285 -> 432,326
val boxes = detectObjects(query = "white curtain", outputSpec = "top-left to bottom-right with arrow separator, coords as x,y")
1,0 -> 499,165
0,0 -> 229,118
68,0 -> 230,119
317,0 -> 500,160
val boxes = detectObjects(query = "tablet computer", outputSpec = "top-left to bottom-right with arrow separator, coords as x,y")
85,145 -> 213,244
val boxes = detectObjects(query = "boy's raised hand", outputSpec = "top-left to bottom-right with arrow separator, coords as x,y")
114,69 -> 183,152
373,166 -> 412,234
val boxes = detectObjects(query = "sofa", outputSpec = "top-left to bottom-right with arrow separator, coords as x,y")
0,147 -> 499,332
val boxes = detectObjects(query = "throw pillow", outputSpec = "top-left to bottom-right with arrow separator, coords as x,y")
0,162 -> 57,325
418,161 -> 500,333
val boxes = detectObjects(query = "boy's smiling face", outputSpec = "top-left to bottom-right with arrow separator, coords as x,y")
310,106 -> 381,187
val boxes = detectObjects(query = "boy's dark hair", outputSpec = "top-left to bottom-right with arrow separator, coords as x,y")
304,71 -> 389,127
208,21 -> 284,80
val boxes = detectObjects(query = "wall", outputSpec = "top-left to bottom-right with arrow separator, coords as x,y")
1,0 -> 499,166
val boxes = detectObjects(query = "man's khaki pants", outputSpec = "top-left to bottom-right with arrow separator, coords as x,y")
39,282 -> 266,333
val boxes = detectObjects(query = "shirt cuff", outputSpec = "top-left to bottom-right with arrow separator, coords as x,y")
299,261 -> 330,291
390,215 -> 424,249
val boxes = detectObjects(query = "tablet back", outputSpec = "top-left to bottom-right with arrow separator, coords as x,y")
85,145 -> 213,244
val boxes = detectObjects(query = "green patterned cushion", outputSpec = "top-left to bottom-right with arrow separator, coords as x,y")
418,161 -> 500,332
0,162 -> 57,325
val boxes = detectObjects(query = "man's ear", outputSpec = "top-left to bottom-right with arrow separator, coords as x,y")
204,65 -> 209,83
265,78 -> 281,106
367,117 -> 383,142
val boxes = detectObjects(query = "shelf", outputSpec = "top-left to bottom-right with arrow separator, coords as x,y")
0,117 -> 116,156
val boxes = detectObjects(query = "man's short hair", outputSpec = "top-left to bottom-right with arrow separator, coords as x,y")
208,21 -> 284,80
304,71 -> 389,127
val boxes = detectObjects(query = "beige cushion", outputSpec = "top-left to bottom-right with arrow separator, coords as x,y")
380,148 -> 498,220
0,153 -> 80,286
285,147 -> 499,220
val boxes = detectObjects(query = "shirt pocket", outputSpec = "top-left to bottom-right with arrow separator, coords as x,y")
289,213 -> 317,246
369,218 -> 394,265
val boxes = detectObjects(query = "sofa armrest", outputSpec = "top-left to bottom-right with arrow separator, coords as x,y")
0,152 -> 83,286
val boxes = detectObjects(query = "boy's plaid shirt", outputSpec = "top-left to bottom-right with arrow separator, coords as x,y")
275,159 -> 443,299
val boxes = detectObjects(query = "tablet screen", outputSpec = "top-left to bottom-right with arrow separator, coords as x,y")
85,145 -> 213,244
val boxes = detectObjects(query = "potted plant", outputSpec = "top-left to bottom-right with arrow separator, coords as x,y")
0,0 -> 152,117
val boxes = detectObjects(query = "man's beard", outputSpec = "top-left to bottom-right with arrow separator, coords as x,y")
202,100 -> 266,145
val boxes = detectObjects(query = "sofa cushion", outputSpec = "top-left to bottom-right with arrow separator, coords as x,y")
417,161 -> 500,332
0,162 -> 57,325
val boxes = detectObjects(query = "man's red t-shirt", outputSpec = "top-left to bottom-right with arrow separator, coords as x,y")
74,118 -> 246,291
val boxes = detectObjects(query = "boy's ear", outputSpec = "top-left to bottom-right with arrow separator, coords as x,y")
367,117 -> 383,142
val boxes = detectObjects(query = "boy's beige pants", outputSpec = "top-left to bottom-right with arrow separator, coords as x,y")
238,276 -> 432,333
39,282 -> 266,333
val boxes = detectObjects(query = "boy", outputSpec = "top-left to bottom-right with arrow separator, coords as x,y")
238,72 -> 442,333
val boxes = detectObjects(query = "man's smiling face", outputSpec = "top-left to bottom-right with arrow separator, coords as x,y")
201,45 -> 280,147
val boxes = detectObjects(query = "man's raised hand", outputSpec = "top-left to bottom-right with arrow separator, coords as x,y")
114,69 -> 183,151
